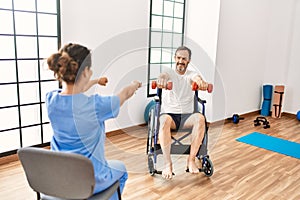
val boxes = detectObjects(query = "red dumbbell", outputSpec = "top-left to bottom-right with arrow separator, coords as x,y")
207,84 -> 213,93
192,82 -> 198,91
151,81 -> 172,90
192,82 -> 213,93
151,81 -> 157,89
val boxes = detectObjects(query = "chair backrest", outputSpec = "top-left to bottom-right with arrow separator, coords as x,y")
18,147 -> 95,199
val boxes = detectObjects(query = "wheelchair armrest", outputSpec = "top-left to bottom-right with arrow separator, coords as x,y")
197,97 -> 206,104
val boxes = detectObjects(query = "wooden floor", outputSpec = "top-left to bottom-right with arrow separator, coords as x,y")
1,113 -> 300,200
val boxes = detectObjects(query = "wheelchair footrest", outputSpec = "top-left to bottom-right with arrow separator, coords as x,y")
154,144 -> 191,154
171,145 -> 190,154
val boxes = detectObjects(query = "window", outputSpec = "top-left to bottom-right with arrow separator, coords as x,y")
0,0 -> 60,156
147,0 -> 186,96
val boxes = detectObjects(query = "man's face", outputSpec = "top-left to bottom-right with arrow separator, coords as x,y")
174,50 -> 190,75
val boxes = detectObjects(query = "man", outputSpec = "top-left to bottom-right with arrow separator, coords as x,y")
156,46 -> 211,179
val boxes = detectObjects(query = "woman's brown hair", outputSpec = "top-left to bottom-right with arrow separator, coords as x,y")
47,43 -> 91,83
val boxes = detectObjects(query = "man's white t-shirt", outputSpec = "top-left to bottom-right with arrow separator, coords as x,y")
161,68 -> 198,114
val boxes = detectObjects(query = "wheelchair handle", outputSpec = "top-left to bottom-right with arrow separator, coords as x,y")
192,82 -> 213,93
151,80 -> 172,90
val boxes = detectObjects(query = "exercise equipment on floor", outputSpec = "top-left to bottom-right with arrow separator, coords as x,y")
254,116 -> 270,129
271,85 -> 285,118
260,85 -> 273,116
297,111 -> 300,121
227,114 -> 244,124
144,100 -> 155,123
237,132 -> 300,159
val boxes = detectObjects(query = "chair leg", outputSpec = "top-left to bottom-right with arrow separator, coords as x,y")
36,192 -> 40,200
117,187 -> 122,200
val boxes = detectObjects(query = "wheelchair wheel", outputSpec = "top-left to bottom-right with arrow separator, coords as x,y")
148,153 -> 155,176
202,156 -> 214,177
146,107 -> 155,154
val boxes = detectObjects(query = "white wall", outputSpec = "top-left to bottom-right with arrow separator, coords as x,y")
60,0 -> 300,130
215,0 -> 300,120
215,0 -> 269,120
185,0 -> 221,122
286,0 -> 300,113
263,0 -> 300,114
60,0 -> 150,131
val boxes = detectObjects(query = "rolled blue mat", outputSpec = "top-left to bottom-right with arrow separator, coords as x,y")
261,99 -> 271,116
261,109 -> 270,116
263,85 -> 273,100
261,100 -> 271,109
261,85 -> 273,116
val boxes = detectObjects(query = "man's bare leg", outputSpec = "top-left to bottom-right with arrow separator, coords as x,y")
159,115 -> 176,179
184,113 -> 205,173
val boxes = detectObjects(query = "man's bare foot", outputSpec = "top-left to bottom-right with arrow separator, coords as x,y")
162,164 -> 173,180
187,158 -> 200,174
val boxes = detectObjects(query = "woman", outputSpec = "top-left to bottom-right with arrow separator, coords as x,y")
46,43 -> 141,198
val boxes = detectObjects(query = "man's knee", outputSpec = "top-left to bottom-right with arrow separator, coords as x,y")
197,113 -> 205,125
159,115 -> 173,130
191,113 -> 205,131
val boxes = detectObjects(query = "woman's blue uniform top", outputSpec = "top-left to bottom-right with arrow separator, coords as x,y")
46,90 -> 120,184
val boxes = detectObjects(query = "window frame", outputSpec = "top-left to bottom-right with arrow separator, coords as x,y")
0,0 -> 61,157
147,0 -> 186,97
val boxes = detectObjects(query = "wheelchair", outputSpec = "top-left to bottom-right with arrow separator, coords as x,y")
146,81 -> 214,177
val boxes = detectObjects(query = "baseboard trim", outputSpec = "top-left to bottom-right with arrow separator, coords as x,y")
0,145 -> 50,165
106,124 -> 147,137
0,153 -> 19,165
0,111 -> 297,165
210,110 -> 260,126
281,112 -> 297,119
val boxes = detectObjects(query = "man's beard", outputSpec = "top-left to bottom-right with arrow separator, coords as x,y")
176,63 -> 186,72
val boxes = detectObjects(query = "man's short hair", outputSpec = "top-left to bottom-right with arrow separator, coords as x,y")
175,46 -> 192,60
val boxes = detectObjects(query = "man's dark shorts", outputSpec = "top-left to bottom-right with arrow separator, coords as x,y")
161,113 -> 193,131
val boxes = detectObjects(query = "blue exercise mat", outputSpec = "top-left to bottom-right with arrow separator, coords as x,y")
236,132 -> 300,159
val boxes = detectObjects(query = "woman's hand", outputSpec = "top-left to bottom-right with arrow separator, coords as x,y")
98,77 -> 108,86
117,80 -> 142,107
132,80 -> 142,90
